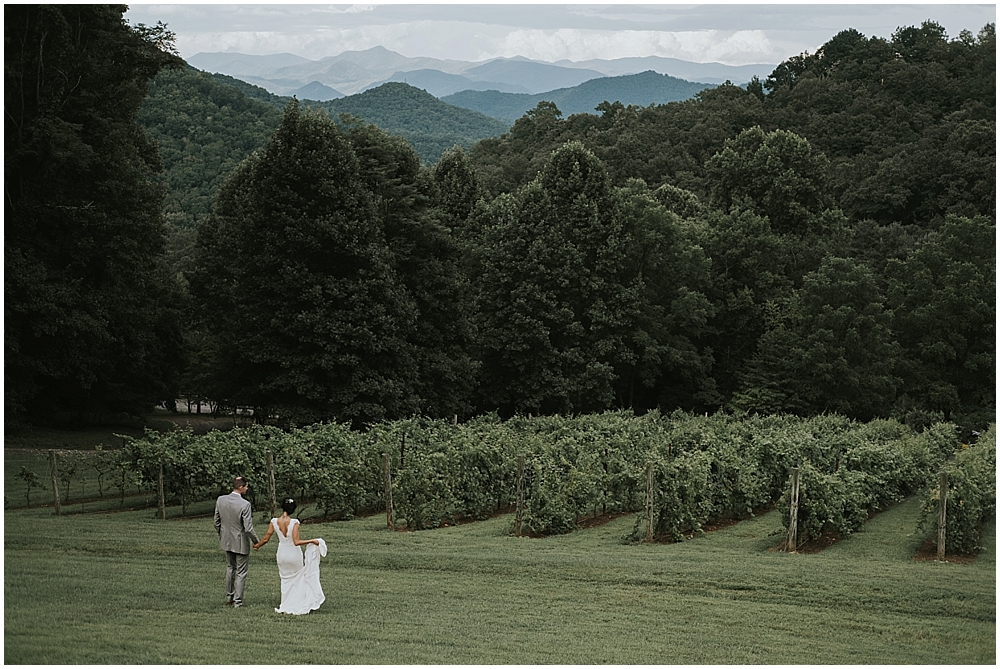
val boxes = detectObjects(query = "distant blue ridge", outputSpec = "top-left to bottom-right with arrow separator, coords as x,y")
442,70 -> 716,123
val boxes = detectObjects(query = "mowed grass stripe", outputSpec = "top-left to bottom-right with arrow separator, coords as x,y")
4,496 -> 995,664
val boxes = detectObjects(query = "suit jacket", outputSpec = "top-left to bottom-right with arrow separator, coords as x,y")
214,491 -> 259,554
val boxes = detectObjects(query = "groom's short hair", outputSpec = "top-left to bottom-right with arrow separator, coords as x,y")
234,476 -> 249,489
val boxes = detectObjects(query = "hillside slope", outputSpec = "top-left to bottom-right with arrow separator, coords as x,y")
314,82 -> 510,160
138,66 -> 283,227
139,67 -> 510,230
212,74 -> 510,163
203,72 -> 510,162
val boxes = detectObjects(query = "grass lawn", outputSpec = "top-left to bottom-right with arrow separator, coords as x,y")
4,493 -> 995,664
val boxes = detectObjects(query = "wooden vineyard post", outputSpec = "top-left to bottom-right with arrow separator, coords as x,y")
48,450 -> 61,516
266,449 -> 277,520
644,461 -> 654,543
785,467 -> 800,553
937,471 -> 948,560
515,455 -> 525,537
157,464 -> 166,520
383,452 -> 394,530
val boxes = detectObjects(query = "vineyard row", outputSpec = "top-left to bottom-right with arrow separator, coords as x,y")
20,412 -> 995,554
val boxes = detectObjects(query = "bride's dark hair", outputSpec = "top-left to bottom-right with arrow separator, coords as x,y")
281,498 -> 297,514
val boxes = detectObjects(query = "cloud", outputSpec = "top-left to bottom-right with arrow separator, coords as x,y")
124,3 -> 996,64
125,5 -> 784,63
180,23 -> 420,60
182,22 -> 784,66
486,28 -> 779,65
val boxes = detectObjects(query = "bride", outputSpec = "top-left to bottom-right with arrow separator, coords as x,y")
253,498 -> 326,614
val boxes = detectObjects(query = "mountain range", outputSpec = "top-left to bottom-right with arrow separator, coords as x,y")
197,72 -> 510,163
172,47 -> 773,164
442,70 -> 714,123
367,60 -> 605,98
187,46 -> 776,99
179,57 -> 730,160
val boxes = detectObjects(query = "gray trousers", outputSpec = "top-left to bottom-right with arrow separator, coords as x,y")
225,550 -> 250,605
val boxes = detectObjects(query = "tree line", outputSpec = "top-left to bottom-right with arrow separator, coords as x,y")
4,7 -> 995,433
190,101 -> 993,430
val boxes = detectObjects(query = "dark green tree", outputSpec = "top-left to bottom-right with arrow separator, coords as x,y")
192,101 -> 419,426
433,145 -> 480,230
696,207 -> 795,402
614,180 -> 717,411
733,257 -> 900,420
5,5 -> 183,425
705,126 -> 831,234
650,183 -> 705,219
345,121 -> 479,419
475,142 -> 639,415
886,215 -> 995,422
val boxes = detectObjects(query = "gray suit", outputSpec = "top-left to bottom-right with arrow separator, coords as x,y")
214,491 -> 259,606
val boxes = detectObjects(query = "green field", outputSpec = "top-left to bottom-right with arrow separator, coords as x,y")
4,493 -> 995,664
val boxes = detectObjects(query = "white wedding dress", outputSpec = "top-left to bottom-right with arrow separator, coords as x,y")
272,518 -> 326,615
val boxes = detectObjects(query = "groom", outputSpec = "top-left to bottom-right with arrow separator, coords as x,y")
214,476 -> 259,608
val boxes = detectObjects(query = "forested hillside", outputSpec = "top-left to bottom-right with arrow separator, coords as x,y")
150,69 -> 509,164
313,83 -> 510,161
139,67 -> 511,229
468,23 -> 996,226
6,10 -> 995,437
139,67 -> 283,228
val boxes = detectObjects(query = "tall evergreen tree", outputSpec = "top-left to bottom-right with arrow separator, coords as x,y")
5,5 -> 183,425
192,101 -> 419,426
696,207 -> 795,402
345,122 -> 479,419
433,145 -> 480,228
476,142 -> 639,415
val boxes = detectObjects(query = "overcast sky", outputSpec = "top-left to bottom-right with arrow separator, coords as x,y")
124,3 -> 997,66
